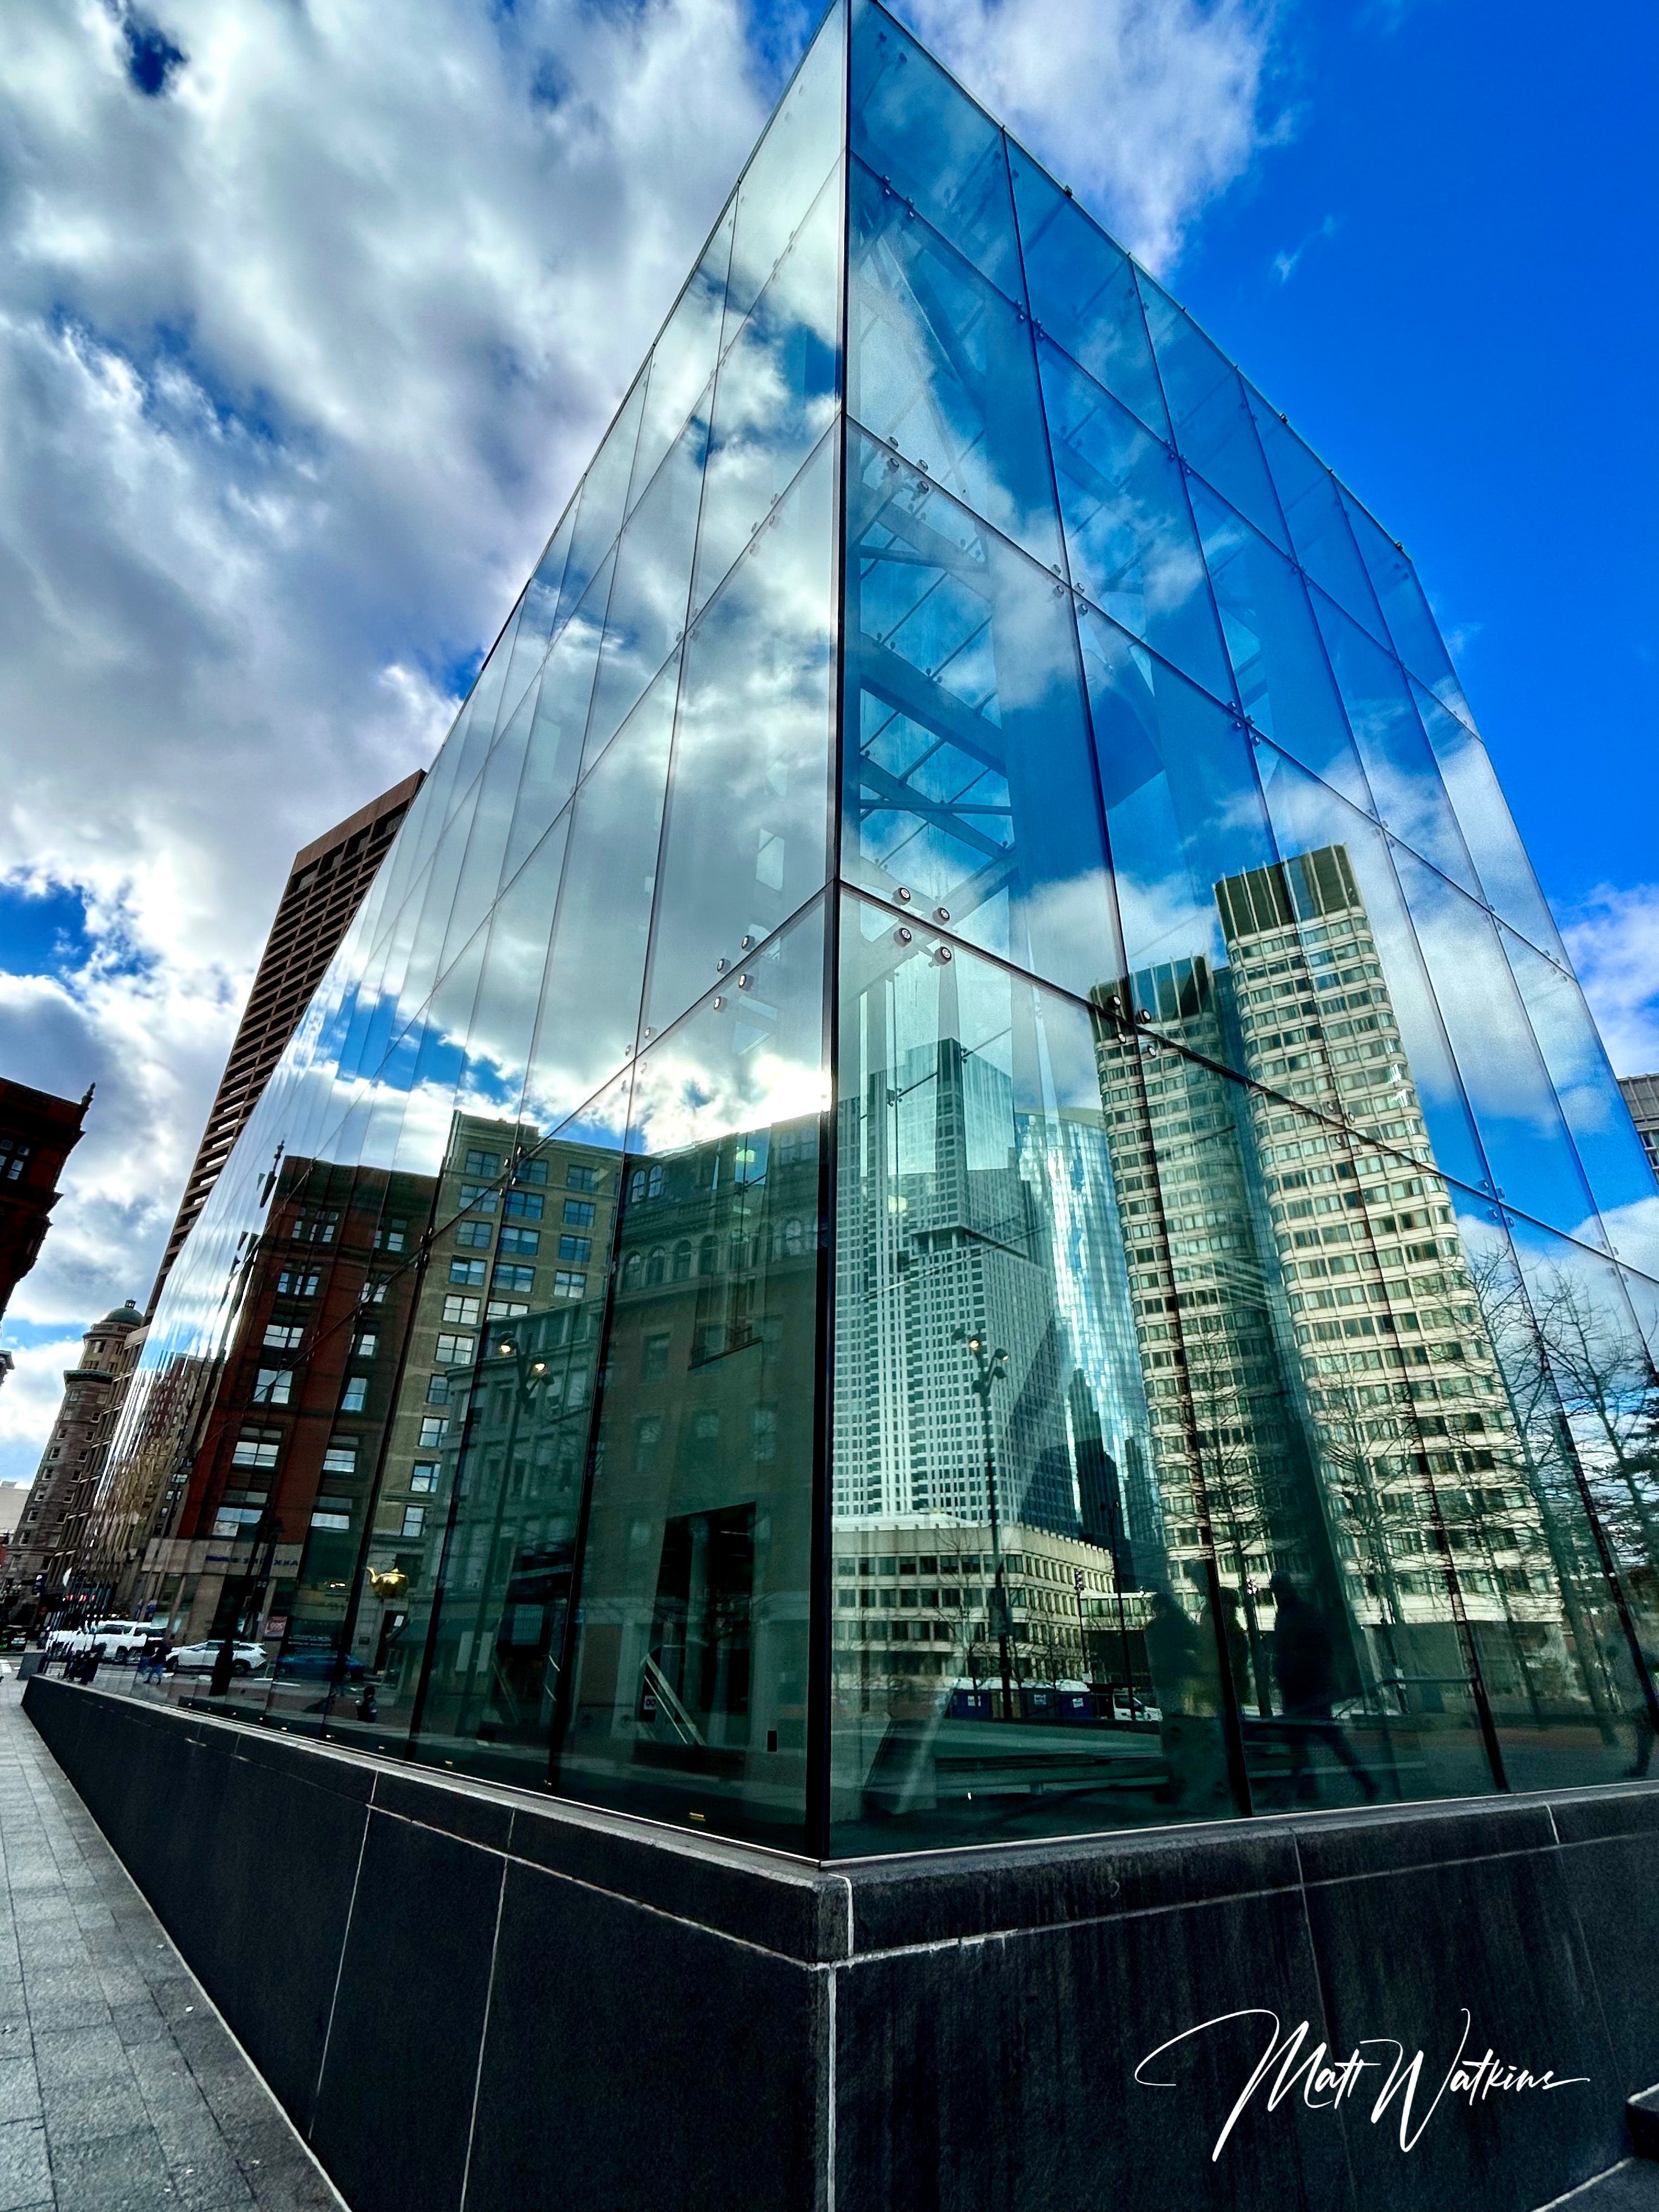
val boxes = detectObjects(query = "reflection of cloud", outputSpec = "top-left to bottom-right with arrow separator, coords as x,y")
896,0 -> 1281,269
630,1045 -> 828,1154
1271,212 -> 1339,284
1562,883 -> 1659,1078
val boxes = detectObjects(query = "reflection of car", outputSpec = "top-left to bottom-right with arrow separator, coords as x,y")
165,1640 -> 269,1677
1111,1691 -> 1161,1723
54,1619 -> 152,1661
272,1648 -> 366,1683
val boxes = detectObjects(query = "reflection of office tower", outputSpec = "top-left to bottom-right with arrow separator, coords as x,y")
1216,846 -> 1564,1671
1093,955 -> 1329,1636
150,773 -> 424,1308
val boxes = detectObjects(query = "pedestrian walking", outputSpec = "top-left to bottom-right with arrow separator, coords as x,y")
1269,1572 -> 1378,1803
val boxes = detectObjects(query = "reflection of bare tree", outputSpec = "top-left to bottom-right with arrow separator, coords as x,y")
1308,1381 -> 1412,1640
1180,1344 -> 1273,1713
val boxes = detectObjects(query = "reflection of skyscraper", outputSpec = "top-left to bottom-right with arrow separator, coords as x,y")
1216,847 -> 1566,1680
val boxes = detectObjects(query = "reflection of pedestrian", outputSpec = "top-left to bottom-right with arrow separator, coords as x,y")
136,1635 -> 170,1686
1201,1589 -> 1250,1712
1145,1590 -> 1224,1807
1604,1594 -> 1658,1780
1269,1573 -> 1378,1803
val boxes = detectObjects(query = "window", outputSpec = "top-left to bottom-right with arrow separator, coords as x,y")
450,1258 -> 488,1286
263,1322 -> 304,1352
642,1332 -> 670,1382
458,1183 -> 498,1214
251,1369 -> 292,1407
232,1430 -> 281,1470
322,1444 -> 357,1475
362,1277 -> 388,1305
552,1271 -> 586,1301
486,1300 -> 528,1321
418,1417 -> 448,1448
352,1331 -> 377,1360
627,1164 -> 665,1204
672,1241 -> 693,1282
560,1199 -> 595,1230
401,1506 -> 427,1537
310,1506 -> 352,1532
504,1189 -> 544,1220
622,1252 -> 645,1291
634,1415 -> 663,1471
409,1463 -> 439,1494
276,1270 -> 320,1298
374,1217 -> 408,1253
499,1226 -> 540,1256
426,1374 -> 449,1405
442,1295 -> 481,1325
517,1156 -> 550,1186
340,1376 -> 369,1413
565,1163 -> 598,1192
646,1248 -> 667,1285
292,1210 -> 338,1244
751,1406 -> 778,1463
212,1506 -> 264,1534
557,1233 -> 591,1263
435,1333 -> 475,1367
455,1220 -> 493,1249
464,1149 -> 501,1179
0,1138 -> 30,1182
493,1263 -> 535,1293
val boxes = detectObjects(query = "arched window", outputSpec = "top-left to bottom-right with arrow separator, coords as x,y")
646,1246 -> 667,1286
622,1251 -> 645,1291
698,1235 -> 718,1277
628,1169 -> 646,1204
672,1240 -> 693,1282
783,1216 -> 803,1257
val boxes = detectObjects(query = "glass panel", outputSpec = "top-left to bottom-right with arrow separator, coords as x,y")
1461,1210 -> 1659,1792
555,377 -> 646,635
642,428 -> 835,1039
1339,489 -> 1476,726
1137,276 -> 1289,552
850,0 -> 1023,301
841,424 -> 1121,1000
433,675 -> 544,982
520,656 -> 679,1135
1190,483 -> 1372,808
1409,675 -> 1567,959
1388,845 -> 1598,1239
408,1074 -> 633,1783
1076,608 -> 1274,1014
500,551 -> 613,883
723,0 -> 844,336
498,503 -> 575,735
1309,587 -> 1482,893
452,810 -> 574,1136
1008,146 -> 1168,439
1251,751 -> 1494,1198
1499,924 -> 1656,1243
1245,390 -> 1386,644
559,898 -> 828,1847
585,398 -> 708,772
848,159 -> 1062,571
628,205 -> 733,516
459,600 -> 524,771
1037,340 -> 1232,699
691,166 -> 840,619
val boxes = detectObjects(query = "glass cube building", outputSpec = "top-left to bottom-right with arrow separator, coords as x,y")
91,0 -> 1659,1859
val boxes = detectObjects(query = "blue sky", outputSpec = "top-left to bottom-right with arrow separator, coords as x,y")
1168,0 -> 1657,1032
0,0 -> 1650,1480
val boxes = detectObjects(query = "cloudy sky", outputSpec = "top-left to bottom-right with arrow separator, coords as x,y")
0,0 -> 1650,1479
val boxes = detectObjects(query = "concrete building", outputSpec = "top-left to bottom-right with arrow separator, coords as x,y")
7,1300 -> 143,1619
0,1077 -> 91,1338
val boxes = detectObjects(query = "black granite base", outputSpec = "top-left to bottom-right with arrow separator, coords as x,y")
23,1676 -> 1659,2212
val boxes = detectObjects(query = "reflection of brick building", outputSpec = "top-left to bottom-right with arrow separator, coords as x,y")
0,1077 -> 91,1330
150,772 -> 424,1308
133,1154 -> 432,1655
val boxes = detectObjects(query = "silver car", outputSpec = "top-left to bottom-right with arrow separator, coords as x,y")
164,1640 -> 270,1677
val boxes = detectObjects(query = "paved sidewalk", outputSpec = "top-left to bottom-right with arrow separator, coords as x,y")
0,1677 -> 343,2211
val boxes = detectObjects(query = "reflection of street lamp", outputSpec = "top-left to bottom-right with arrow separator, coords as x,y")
953,1325 -> 1013,1719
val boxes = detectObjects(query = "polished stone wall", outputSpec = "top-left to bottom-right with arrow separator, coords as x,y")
24,1677 -> 1659,2212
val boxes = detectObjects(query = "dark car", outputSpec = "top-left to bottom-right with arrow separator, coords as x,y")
272,1647 -> 366,1684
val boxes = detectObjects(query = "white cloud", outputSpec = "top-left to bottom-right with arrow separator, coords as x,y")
1561,884 -> 1659,1079
0,0 -> 1288,1491
894,0 -> 1282,269
0,1331 -> 86,1472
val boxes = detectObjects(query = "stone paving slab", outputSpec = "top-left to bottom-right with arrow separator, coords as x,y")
0,1680 -> 344,2211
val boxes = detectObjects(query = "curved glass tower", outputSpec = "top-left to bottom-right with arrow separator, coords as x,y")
89,0 -> 1659,1859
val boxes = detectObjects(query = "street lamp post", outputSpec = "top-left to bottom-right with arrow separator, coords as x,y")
954,1327 -> 1013,1720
